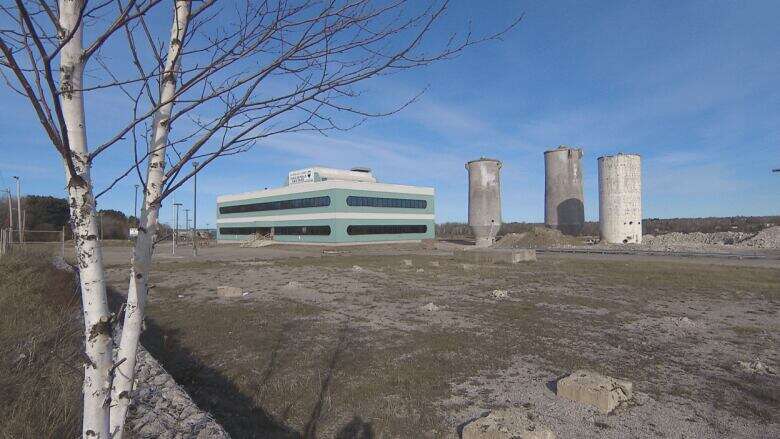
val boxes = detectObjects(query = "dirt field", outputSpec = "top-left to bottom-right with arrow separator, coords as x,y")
102,242 -> 780,439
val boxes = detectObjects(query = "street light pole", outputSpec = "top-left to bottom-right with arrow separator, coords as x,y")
192,162 -> 198,256
173,202 -> 182,255
12,176 -> 22,243
134,184 -> 140,222
184,208 -> 190,242
2,189 -> 11,244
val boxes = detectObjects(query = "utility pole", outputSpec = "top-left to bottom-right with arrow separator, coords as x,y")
2,189 -> 11,244
173,202 -> 182,255
192,161 -> 198,256
12,176 -> 21,243
184,208 -> 190,244
134,184 -> 140,222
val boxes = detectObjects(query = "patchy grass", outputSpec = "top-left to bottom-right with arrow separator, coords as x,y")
0,252 -> 82,439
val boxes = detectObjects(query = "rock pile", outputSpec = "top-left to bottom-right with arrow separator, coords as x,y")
239,233 -> 274,247
492,227 -> 578,249
126,347 -> 230,438
643,231 -> 753,248
740,226 -> 780,248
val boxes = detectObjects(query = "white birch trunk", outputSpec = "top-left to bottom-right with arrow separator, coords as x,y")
59,1 -> 113,437
109,2 -> 191,436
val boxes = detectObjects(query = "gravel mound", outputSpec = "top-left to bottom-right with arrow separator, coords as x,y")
641,226 -> 780,249
493,227 -> 578,249
240,233 -> 274,247
740,226 -> 780,248
643,231 -> 752,247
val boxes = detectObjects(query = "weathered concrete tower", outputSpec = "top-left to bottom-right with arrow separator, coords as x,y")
466,158 -> 502,247
544,146 -> 584,235
598,154 -> 642,244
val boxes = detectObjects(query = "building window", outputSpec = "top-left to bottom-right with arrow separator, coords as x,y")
219,225 -> 331,236
219,196 -> 330,214
219,226 -> 271,235
275,226 -> 331,236
347,225 -> 427,235
346,196 -> 426,209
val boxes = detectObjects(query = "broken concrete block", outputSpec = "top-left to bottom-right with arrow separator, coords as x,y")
556,369 -> 633,414
420,302 -> 439,312
454,248 -> 536,264
461,409 -> 555,439
216,286 -> 243,298
491,289 -> 509,299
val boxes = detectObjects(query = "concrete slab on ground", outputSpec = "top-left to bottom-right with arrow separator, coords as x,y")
556,369 -> 633,414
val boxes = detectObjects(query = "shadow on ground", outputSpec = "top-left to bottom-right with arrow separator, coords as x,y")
141,314 -> 371,439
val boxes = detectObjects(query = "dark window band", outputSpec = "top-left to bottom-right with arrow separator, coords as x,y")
220,196 -> 330,214
346,196 -> 426,209
347,225 -> 427,235
219,226 -> 331,236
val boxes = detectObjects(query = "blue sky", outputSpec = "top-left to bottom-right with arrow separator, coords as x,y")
1,0 -> 778,227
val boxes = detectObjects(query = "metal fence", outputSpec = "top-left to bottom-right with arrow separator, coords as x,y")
0,228 -> 66,258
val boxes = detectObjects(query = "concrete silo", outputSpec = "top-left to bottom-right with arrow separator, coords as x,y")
598,154 -> 642,244
466,158 -> 502,247
544,146 -> 584,235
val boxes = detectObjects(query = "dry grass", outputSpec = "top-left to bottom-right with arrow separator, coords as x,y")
136,253 -> 779,437
0,252 -> 82,439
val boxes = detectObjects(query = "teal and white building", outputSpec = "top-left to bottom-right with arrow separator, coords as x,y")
217,167 -> 435,244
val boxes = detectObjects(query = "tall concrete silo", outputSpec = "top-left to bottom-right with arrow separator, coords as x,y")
598,154 -> 642,244
544,146 -> 584,235
466,158 -> 502,247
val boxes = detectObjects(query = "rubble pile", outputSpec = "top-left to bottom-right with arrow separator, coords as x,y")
239,233 -> 274,248
642,226 -> 780,250
493,227 -> 578,249
740,226 -> 780,248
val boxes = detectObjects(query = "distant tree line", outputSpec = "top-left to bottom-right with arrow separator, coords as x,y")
437,216 -> 780,238
0,195 -> 174,240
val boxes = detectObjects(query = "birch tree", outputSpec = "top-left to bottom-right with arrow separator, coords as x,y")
0,1 -> 519,437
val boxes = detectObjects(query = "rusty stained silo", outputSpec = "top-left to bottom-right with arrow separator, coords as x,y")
466,158 -> 502,247
544,146 -> 584,235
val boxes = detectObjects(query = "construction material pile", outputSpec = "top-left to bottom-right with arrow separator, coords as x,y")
642,226 -> 780,249
239,233 -> 274,248
492,226 -> 578,249
643,231 -> 752,247
740,226 -> 780,248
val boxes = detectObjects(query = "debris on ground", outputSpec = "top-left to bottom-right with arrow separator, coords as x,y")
403,259 -> 413,267
239,233 -> 274,248
556,369 -> 633,414
352,265 -> 364,272
461,408 -> 556,439
737,359 -> 777,375
322,249 -> 349,255
420,302 -> 440,312
491,289 -> 509,299
429,261 -> 440,267
216,286 -> 243,298
642,231 -> 753,248
416,268 -> 425,273
740,226 -> 780,248
492,227 -> 578,249
282,281 -> 302,290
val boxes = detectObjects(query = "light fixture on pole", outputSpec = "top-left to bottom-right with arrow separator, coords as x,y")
134,184 -> 140,222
